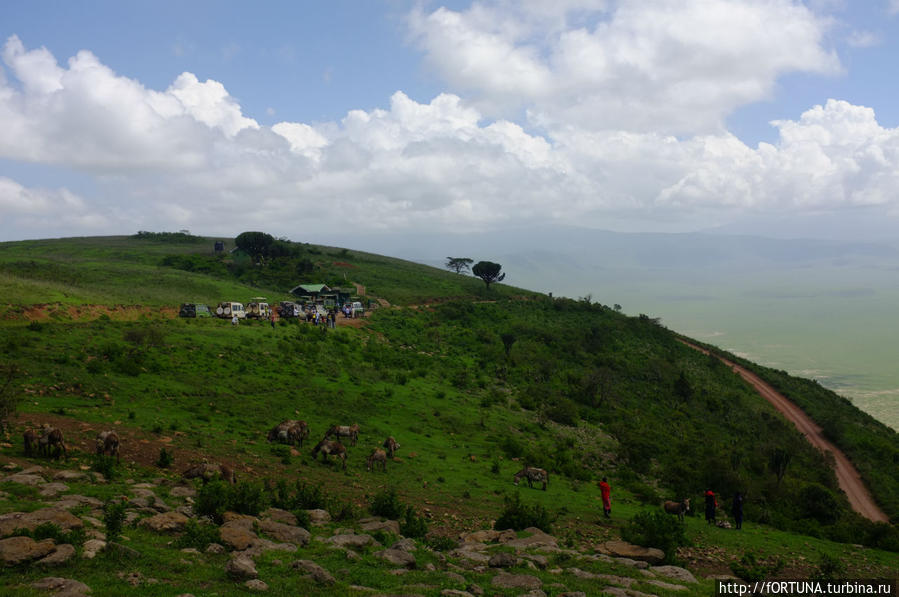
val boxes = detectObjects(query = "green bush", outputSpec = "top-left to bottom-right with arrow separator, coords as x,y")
229,481 -> 268,517
494,492 -> 554,533
369,488 -> 405,520
104,498 -> 128,544
91,454 -> 117,480
729,551 -> 784,582
156,448 -> 174,469
621,510 -> 687,564
174,519 -> 222,550
12,522 -> 86,547
425,534 -> 457,551
400,506 -> 429,539
196,480 -> 231,524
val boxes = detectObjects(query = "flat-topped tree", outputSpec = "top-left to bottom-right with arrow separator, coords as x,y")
445,257 -> 474,275
472,261 -> 505,289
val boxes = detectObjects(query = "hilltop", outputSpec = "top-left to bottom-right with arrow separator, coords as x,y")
0,233 -> 896,596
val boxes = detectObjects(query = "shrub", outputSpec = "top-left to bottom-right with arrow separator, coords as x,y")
229,481 -> 268,517
400,506 -> 429,539
494,492 -> 554,533
294,481 -> 326,510
369,488 -> 405,520
729,551 -> 784,582
91,454 -> 117,481
621,510 -> 687,564
26,321 -> 43,332
13,522 -> 86,547
196,480 -> 231,524
104,498 -> 128,544
174,519 -> 222,550
425,534 -> 457,552
816,552 -> 846,581
156,448 -> 174,469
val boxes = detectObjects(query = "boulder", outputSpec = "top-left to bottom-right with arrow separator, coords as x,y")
0,508 -> 83,537
374,548 -> 416,568
306,509 -> 331,526
0,536 -> 56,566
245,579 -> 269,591
138,512 -> 189,533
3,473 -> 46,486
52,470 -> 86,481
651,565 -> 698,583
39,483 -> 70,497
169,486 -> 196,498
258,520 -> 310,546
37,544 -> 76,567
220,525 -> 259,551
488,552 -> 518,568
359,518 -> 401,535
390,538 -> 417,552
646,579 -> 689,592
261,508 -> 297,526
441,591 -> 475,597
52,495 -> 103,510
325,533 -> 376,549
226,555 -> 258,580
205,543 -> 226,554
597,540 -> 665,565
505,528 -> 558,550
241,538 -> 297,558
82,540 -> 106,559
292,559 -> 336,585
491,573 -> 542,590
31,577 -> 91,595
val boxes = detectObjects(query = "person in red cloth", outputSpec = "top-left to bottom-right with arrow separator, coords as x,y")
705,489 -> 718,524
599,477 -> 612,518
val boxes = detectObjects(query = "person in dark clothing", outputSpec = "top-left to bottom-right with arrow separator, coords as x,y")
705,489 -> 717,524
599,477 -> 612,518
731,492 -> 744,530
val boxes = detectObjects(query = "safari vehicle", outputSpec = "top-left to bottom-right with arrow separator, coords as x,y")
178,303 -> 211,318
350,301 -> 364,318
278,301 -> 301,318
245,297 -> 271,319
215,302 -> 245,319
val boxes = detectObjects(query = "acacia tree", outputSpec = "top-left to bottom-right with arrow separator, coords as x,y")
445,257 -> 474,275
235,231 -> 275,263
472,261 -> 505,289
0,364 -> 21,433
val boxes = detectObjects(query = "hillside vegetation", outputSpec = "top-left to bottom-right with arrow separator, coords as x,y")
0,233 -> 897,595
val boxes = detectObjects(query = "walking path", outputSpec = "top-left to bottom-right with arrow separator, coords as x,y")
680,339 -> 889,523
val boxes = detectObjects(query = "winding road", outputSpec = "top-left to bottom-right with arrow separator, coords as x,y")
680,340 -> 889,523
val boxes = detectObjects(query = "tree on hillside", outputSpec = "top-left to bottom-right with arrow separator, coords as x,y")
235,231 -> 274,263
472,261 -> 505,289
445,257 -> 474,275
0,364 -> 21,433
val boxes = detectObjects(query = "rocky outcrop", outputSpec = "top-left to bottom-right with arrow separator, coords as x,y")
31,576 -> 92,595
325,533 -> 376,549
491,573 -> 543,590
138,512 -> 188,533
36,544 -> 76,567
291,559 -> 336,585
374,548 -> 416,568
359,517 -> 401,535
597,540 -> 665,565
0,508 -> 83,537
257,520 -> 310,546
226,554 -> 258,580
0,536 -> 56,566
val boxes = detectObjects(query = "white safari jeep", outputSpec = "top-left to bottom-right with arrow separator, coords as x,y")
215,302 -> 245,319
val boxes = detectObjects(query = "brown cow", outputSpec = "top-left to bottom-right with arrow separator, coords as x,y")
663,498 -> 691,522
513,466 -> 548,490
96,430 -> 120,462
367,448 -> 387,472
267,420 -> 309,446
312,438 -> 347,470
383,436 -> 400,458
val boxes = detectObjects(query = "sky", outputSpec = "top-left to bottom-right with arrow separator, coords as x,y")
3,0 -> 899,243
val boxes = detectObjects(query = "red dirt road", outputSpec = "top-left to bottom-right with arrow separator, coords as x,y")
681,340 -> 889,523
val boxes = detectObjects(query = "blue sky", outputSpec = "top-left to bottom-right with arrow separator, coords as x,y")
3,0 -> 899,242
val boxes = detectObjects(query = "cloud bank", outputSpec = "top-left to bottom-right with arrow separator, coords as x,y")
1,1 -> 899,241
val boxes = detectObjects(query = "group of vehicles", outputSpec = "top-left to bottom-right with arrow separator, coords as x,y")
179,298 -> 365,320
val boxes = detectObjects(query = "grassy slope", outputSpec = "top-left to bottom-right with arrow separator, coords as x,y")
1,234 -> 897,593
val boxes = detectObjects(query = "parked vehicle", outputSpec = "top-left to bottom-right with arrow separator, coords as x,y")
350,301 -> 364,318
245,300 -> 271,319
179,303 -> 211,318
278,301 -> 301,318
215,302 -> 245,319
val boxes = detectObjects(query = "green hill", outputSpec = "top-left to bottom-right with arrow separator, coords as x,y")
0,233 -> 896,595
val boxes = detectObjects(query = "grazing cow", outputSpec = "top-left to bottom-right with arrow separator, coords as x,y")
96,430 -> 120,462
663,498 -> 691,522
267,420 -> 309,446
383,436 -> 400,458
325,424 -> 359,447
312,438 -> 347,470
23,429 -> 38,457
367,448 -> 387,472
513,466 -> 548,490
182,461 -> 236,484
38,426 -> 67,460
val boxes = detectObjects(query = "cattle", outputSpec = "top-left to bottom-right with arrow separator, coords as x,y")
513,466 -> 548,490
325,424 -> 359,447
96,430 -> 120,462
367,448 -> 387,472
23,429 -> 39,457
663,498 -> 691,522
267,420 -> 309,446
38,426 -> 67,460
312,438 -> 347,470
383,436 -> 400,458
182,461 -> 236,485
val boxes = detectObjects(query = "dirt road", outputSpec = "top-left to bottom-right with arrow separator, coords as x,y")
680,340 -> 889,523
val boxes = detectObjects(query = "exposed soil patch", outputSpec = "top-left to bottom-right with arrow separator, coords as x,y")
4,303 -> 177,322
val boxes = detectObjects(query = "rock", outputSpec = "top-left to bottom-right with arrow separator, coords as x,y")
31,577 -> 92,595
521,553 -> 548,568
505,528 -> 558,550
180,548 -> 201,554
445,571 -> 467,584
647,579 -> 688,591
261,508 -> 297,525
651,565 -> 697,583
596,540 -> 664,565
52,470 -> 85,481
491,573 -> 542,590
106,542 -> 141,560
258,520 -> 310,546
241,538 -> 297,558
614,557 -> 650,569
521,591 -> 547,597
391,538 -> 417,552
449,547 -> 491,564
325,533 -> 376,549
82,539 -> 106,559
52,495 -> 103,509
292,559 -> 336,585
37,544 -> 76,567
375,548 -> 416,568
0,508 -> 84,536
441,591 -> 475,597
169,486 -> 196,498
138,511 -> 188,533
120,571 -> 143,586
245,579 -> 269,591
3,473 -> 46,486
21,466 -> 46,475
39,483 -> 70,497
0,536 -> 56,566
131,488 -> 157,499
359,518 -> 401,535
306,509 -> 331,526
220,524 -> 259,551
345,549 -> 360,561
205,543 -> 226,554
226,555 -> 258,580
488,552 -> 518,568
558,593 -> 587,597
